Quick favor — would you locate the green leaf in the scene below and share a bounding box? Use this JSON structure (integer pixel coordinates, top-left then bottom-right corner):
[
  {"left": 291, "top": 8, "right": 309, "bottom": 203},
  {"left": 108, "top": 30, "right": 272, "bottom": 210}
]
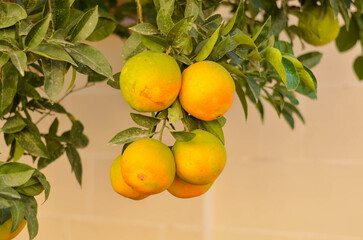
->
[
  {"left": 130, "top": 113, "right": 161, "bottom": 128},
  {"left": 156, "top": 8, "right": 174, "bottom": 35},
  {"left": 108, "top": 127, "right": 154, "bottom": 145},
  {"left": 0, "top": 186, "right": 21, "bottom": 199},
  {"left": 0, "top": 63, "right": 18, "bottom": 115},
  {"left": 0, "top": 198, "right": 10, "bottom": 209},
  {"left": 22, "top": 0, "right": 39, "bottom": 9},
  {"left": 65, "top": 145, "right": 82, "bottom": 185},
  {"left": 195, "top": 25, "right": 221, "bottom": 61},
  {"left": 140, "top": 35, "right": 167, "bottom": 52},
  {"left": 201, "top": 120, "right": 224, "bottom": 144},
  {"left": 0, "top": 52, "right": 9, "bottom": 68},
  {"left": 246, "top": 77, "right": 260, "bottom": 102},
  {"left": 265, "top": 47, "right": 287, "bottom": 85},
  {"left": 86, "top": 18, "right": 117, "bottom": 41},
  {"left": 16, "top": 177, "right": 44, "bottom": 196},
  {"left": 0, "top": 26, "right": 15, "bottom": 40},
  {"left": 168, "top": 100, "right": 183, "bottom": 124},
  {"left": 29, "top": 43, "right": 77, "bottom": 66},
  {"left": 354, "top": 55, "right": 363, "bottom": 80},
  {"left": 49, "top": 118, "right": 59, "bottom": 136},
  {"left": 9, "top": 51, "right": 27, "bottom": 76},
  {"left": 107, "top": 72, "right": 121, "bottom": 90},
  {"left": 329, "top": 0, "right": 340, "bottom": 17},
  {"left": 0, "top": 162, "right": 35, "bottom": 187},
  {"left": 232, "top": 34, "right": 256, "bottom": 49},
  {"left": 70, "top": 121, "right": 89, "bottom": 148},
  {"left": 222, "top": 0, "right": 244, "bottom": 35},
  {"left": 297, "top": 52, "right": 323, "bottom": 69},
  {"left": 253, "top": 16, "right": 271, "bottom": 46},
  {"left": 9, "top": 200, "right": 25, "bottom": 233},
  {"left": 166, "top": 17, "right": 193, "bottom": 47},
  {"left": 185, "top": 0, "right": 200, "bottom": 20},
  {"left": 17, "top": 78, "right": 41, "bottom": 99},
  {"left": 21, "top": 195, "right": 38, "bottom": 239},
  {"left": 283, "top": 55, "right": 315, "bottom": 91},
  {"left": 336, "top": 21, "right": 359, "bottom": 52},
  {"left": 42, "top": 59, "right": 67, "bottom": 101},
  {"left": 33, "top": 171, "right": 50, "bottom": 200},
  {"left": 67, "top": 43, "right": 113, "bottom": 79},
  {"left": 70, "top": 6, "right": 99, "bottom": 43},
  {"left": 121, "top": 33, "right": 146, "bottom": 64},
  {"left": 170, "top": 131, "right": 196, "bottom": 142},
  {"left": 1, "top": 116, "right": 26, "bottom": 134},
  {"left": 219, "top": 63, "right": 247, "bottom": 79},
  {"left": 14, "top": 129, "right": 50, "bottom": 159},
  {"left": 0, "top": 3, "right": 27, "bottom": 29},
  {"left": 210, "top": 35, "right": 231, "bottom": 61},
  {"left": 25, "top": 14, "right": 51, "bottom": 49},
  {"left": 129, "top": 23, "right": 159, "bottom": 35},
  {"left": 13, "top": 141, "right": 24, "bottom": 162},
  {"left": 49, "top": 0, "right": 71, "bottom": 30},
  {"left": 234, "top": 79, "right": 248, "bottom": 120},
  {"left": 281, "top": 57, "right": 300, "bottom": 91},
  {"left": 274, "top": 40, "right": 294, "bottom": 55}
]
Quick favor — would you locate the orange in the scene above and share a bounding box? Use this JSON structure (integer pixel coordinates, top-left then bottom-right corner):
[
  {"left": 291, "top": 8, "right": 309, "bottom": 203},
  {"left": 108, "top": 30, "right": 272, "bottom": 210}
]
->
[
  {"left": 0, "top": 217, "right": 26, "bottom": 240},
  {"left": 168, "top": 175, "right": 213, "bottom": 198},
  {"left": 298, "top": 6, "right": 340, "bottom": 46},
  {"left": 173, "top": 129, "right": 227, "bottom": 185},
  {"left": 119, "top": 51, "right": 182, "bottom": 112},
  {"left": 110, "top": 154, "right": 149, "bottom": 200},
  {"left": 179, "top": 61, "right": 235, "bottom": 121},
  {"left": 121, "top": 138, "right": 176, "bottom": 194}
]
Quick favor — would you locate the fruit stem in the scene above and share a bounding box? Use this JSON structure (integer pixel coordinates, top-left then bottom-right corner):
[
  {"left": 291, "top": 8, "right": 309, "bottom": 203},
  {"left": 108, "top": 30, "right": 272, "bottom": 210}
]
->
[
  {"left": 159, "top": 118, "right": 167, "bottom": 141},
  {"left": 135, "top": 0, "right": 144, "bottom": 23}
]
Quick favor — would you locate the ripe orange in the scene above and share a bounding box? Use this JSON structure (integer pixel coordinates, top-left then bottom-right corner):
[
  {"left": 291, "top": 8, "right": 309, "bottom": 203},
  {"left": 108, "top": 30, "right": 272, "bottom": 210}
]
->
[
  {"left": 179, "top": 61, "right": 235, "bottom": 121},
  {"left": 121, "top": 138, "right": 176, "bottom": 194},
  {"left": 119, "top": 51, "right": 182, "bottom": 112},
  {"left": 0, "top": 217, "right": 26, "bottom": 240},
  {"left": 168, "top": 175, "right": 213, "bottom": 198},
  {"left": 110, "top": 154, "right": 149, "bottom": 200},
  {"left": 298, "top": 6, "right": 340, "bottom": 46},
  {"left": 172, "top": 129, "right": 227, "bottom": 185}
]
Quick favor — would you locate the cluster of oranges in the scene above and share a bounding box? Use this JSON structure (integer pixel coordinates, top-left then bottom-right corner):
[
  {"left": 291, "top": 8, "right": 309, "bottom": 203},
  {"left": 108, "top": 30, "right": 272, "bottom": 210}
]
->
[{"left": 110, "top": 51, "right": 235, "bottom": 199}]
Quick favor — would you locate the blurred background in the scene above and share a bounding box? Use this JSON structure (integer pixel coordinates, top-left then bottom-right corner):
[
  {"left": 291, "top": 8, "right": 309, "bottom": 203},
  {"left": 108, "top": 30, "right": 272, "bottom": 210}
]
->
[{"left": 2, "top": 6, "right": 363, "bottom": 240}]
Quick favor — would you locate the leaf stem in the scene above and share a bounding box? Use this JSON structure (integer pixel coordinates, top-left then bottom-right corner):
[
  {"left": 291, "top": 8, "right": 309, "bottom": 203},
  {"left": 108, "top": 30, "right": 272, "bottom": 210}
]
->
[
  {"left": 135, "top": 0, "right": 144, "bottom": 23},
  {"left": 159, "top": 118, "right": 166, "bottom": 141}
]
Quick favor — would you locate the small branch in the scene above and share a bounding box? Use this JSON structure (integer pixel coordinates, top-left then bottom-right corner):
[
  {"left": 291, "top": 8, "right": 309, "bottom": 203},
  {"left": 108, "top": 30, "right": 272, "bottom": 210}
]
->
[
  {"left": 159, "top": 118, "right": 166, "bottom": 141},
  {"left": 135, "top": 0, "right": 144, "bottom": 23}
]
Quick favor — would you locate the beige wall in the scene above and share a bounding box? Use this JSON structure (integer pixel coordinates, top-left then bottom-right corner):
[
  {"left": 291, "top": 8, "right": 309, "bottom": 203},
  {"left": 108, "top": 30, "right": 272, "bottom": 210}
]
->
[{"left": 3, "top": 23, "right": 363, "bottom": 240}]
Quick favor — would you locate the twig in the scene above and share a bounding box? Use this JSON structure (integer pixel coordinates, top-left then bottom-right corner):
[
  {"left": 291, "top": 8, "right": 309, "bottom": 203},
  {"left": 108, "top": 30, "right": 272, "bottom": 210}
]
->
[
  {"left": 135, "top": 0, "right": 144, "bottom": 23},
  {"left": 159, "top": 118, "right": 166, "bottom": 141}
]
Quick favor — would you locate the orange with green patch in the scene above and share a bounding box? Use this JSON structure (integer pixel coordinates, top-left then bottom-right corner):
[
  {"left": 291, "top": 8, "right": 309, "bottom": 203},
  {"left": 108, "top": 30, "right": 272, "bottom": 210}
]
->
[
  {"left": 119, "top": 51, "right": 182, "bottom": 112},
  {"left": 179, "top": 61, "right": 235, "bottom": 121},
  {"left": 121, "top": 138, "right": 176, "bottom": 194},
  {"left": 173, "top": 129, "right": 227, "bottom": 185},
  {"left": 168, "top": 175, "right": 213, "bottom": 198},
  {"left": 110, "top": 154, "right": 149, "bottom": 200}
]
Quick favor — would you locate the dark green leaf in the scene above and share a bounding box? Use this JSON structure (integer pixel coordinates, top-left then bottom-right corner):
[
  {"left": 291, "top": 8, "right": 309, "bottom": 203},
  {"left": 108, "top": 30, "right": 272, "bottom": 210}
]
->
[
  {"left": 21, "top": 0, "right": 38, "bottom": 9},
  {"left": 0, "top": 185, "right": 21, "bottom": 199},
  {"left": 17, "top": 78, "right": 41, "bottom": 99},
  {"left": 70, "top": 6, "right": 99, "bottom": 43},
  {"left": 16, "top": 177, "right": 43, "bottom": 196},
  {"left": 253, "top": 16, "right": 271, "bottom": 46},
  {"left": 33, "top": 171, "right": 50, "bottom": 200},
  {"left": 166, "top": 17, "right": 193, "bottom": 47},
  {"left": 49, "top": 0, "right": 70, "bottom": 30},
  {"left": 201, "top": 120, "right": 224, "bottom": 144},
  {"left": 195, "top": 25, "right": 221, "bottom": 61},
  {"left": 222, "top": 0, "right": 243, "bottom": 35},
  {"left": 130, "top": 113, "right": 161, "bottom": 128},
  {"left": 1, "top": 116, "right": 26, "bottom": 134},
  {"left": 0, "top": 3, "right": 27, "bottom": 29},
  {"left": 22, "top": 195, "right": 38, "bottom": 239},
  {"left": 140, "top": 34, "right": 167, "bottom": 52},
  {"left": 354, "top": 55, "right": 363, "bottom": 80},
  {"left": 29, "top": 43, "right": 77, "bottom": 66},
  {"left": 87, "top": 18, "right": 117, "bottom": 41},
  {"left": 297, "top": 52, "right": 323, "bottom": 69},
  {"left": 25, "top": 14, "right": 51, "bottom": 49},
  {"left": 0, "top": 162, "right": 35, "bottom": 187},
  {"left": 14, "top": 129, "right": 50, "bottom": 159},
  {"left": 329, "top": 0, "right": 340, "bottom": 17},
  {"left": 336, "top": 21, "right": 359, "bottom": 52},
  {"left": 129, "top": 23, "right": 159, "bottom": 35},
  {"left": 65, "top": 145, "right": 82, "bottom": 185},
  {"left": 42, "top": 59, "right": 67, "bottom": 101},
  {"left": 234, "top": 79, "right": 248, "bottom": 120},
  {"left": 0, "top": 63, "right": 18, "bottom": 114},
  {"left": 70, "top": 121, "right": 89, "bottom": 148},
  {"left": 107, "top": 72, "right": 121, "bottom": 90},
  {"left": 185, "top": 0, "right": 200, "bottom": 20},
  {"left": 274, "top": 40, "right": 294, "bottom": 55},
  {"left": 210, "top": 35, "right": 231, "bottom": 61},
  {"left": 121, "top": 33, "right": 146, "bottom": 64},
  {"left": 246, "top": 77, "right": 260, "bottom": 102},
  {"left": 9, "top": 199, "right": 25, "bottom": 232},
  {"left": 170, "top": 131, "right": 196, "bottom": 142},
  {"left": 108, "top": 127, "right": 155, "bottom": 145},
  {"left": 0, "top": 52, "right": 9, "bottom": 68},
  {"left": 9, "top": 51, "right": 27, "bottom": 76},
  {"left": 67, "top": 43, "right": 113, "bottom": 79},
  {"left": 168, "top": 100, "right": 183, "bottom": 124},
  {"left": 282, "top": 57, "right": 300, "bottom": 91}
]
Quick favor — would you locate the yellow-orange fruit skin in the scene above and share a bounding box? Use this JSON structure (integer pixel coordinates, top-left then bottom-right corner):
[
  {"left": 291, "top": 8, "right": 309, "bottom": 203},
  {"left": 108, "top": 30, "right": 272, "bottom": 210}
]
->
[
  {"left": 110, "top": 155, "right": 149, "bottom": 200},
  {"left": 168, "top": 175, "right": 213, "bottom": 198},
  {"left": 179, "top": 61, "right": 235, "bottom": 121},
  {"left": 173, "top": 129, "right": 227, "bottom": 185},
  {"left": 119, "top": 51, "right": 182, "bottom": 112},
  {"left": 121, "top": 138, "right": 176, "bottom": 194},
  {"left": 0, "top": 218, "right": 26, "bottom": 240}
]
